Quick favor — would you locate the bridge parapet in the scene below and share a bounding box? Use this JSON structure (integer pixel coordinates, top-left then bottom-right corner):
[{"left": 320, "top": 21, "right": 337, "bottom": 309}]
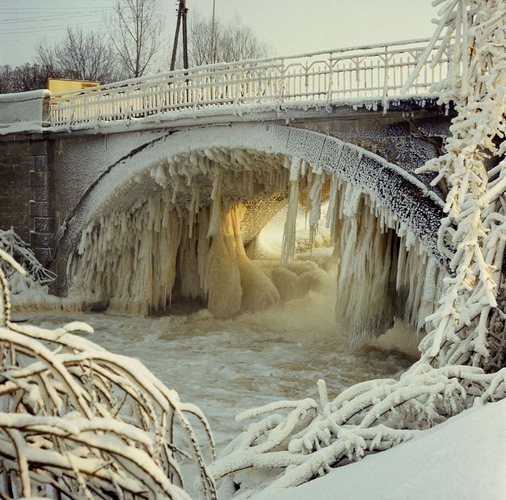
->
[
  {"left": 48, "top": 37, "right": 449, "bottom": 130},
  {"left": 0, "top": 90, "right": 50, "bottom": 135}
]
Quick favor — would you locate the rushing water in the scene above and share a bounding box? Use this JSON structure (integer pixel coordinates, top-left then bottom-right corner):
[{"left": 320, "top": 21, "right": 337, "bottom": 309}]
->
[
  {"left": 20, "top": 304, "right": 413, "bottom": 452},
  {"left": 11, "top": 210, "right": 416, "bottom": 452}
]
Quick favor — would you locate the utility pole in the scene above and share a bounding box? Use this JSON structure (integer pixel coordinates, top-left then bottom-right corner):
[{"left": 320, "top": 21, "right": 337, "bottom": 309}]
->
[
  {"left": 170, "top": 0, "right": 189, "bottom": 70},
  {"left": 210, "top": 0, "right": 216, "bottom": 64}
]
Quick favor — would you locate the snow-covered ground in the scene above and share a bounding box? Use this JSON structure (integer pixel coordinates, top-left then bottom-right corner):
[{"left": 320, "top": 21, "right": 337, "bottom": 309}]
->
[{"left": 263, "top": 398, "right": 506, "bottom": 500}]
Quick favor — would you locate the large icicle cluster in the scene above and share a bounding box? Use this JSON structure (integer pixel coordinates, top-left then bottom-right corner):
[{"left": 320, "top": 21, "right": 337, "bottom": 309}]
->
[
  {"left": 68, "top": 148, "right": 291, "bottom": 317},
  {"left": 68, "top": 148, "right": 441, "bottom": 344},
  {"left": 212, "top": 1, "right": 506, "bottom": 495},
  {"left": 330, "top": 180, "right": 443, "bottom": 345},
  {"left": 0, "top": 249, "right": 216, "bottom": 499}
]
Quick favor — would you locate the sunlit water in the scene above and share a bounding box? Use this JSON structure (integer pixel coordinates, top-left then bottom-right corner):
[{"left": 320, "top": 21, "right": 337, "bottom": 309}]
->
[
  {"left": 12, "top": 213, "right": 415, "bottom": 453},
  {"left": 19, "top": 305, "right": 413, "bottom": 452}
]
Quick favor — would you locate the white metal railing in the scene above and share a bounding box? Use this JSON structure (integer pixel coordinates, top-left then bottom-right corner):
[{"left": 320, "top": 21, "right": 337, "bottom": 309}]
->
[{"left": 48, "top": 37, "right": 450, "bottom": 128}]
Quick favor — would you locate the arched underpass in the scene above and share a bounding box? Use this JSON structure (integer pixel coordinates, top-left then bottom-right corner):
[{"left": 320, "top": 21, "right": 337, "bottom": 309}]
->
[{"left": 57, "top": 124, "right": 448, "bottom": 347}]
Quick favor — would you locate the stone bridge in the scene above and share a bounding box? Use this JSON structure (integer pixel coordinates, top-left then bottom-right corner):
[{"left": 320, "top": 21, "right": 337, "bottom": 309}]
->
[{"left": 0, "top": 37, "right": 454, "bottom": 304}]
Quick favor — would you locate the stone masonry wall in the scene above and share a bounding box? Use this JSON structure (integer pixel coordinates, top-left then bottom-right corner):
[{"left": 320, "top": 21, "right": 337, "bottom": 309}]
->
[
  {"left": 29, "top": 139, "right": 55, "bottom": 267},
  {"left": 0, "top": 137, "right": 33, "bottom": 242},
  {"left": 0, "top": 135, "right": 55, "bottom": 267}
]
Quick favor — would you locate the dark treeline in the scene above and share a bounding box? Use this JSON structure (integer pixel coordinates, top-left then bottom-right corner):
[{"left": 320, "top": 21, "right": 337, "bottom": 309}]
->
[
  {"left": 0, "top": 64, "right": 60, "bottom": 94},
  {"left": 1, "top": 26, "right": 122, "bottom": 94}
]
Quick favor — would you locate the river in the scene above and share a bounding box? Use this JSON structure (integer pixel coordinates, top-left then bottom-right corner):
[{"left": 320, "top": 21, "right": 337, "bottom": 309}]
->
[{"left": 20, "top": 304, "right": 413, "bottom": 452}]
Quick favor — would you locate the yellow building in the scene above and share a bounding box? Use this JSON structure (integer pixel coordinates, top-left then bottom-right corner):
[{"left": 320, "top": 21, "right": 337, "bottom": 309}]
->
[{"left": 48, "top": 78, "right": 100, "bottom": 94}]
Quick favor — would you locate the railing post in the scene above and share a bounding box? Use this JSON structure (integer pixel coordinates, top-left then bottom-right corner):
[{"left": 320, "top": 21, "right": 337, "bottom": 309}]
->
[
  {"left": 193, "top": 77, "right": 200, "bottom": 111},
  {"left": 382, "top": 45, "right": 390, "bottom": 111},
  {"left": 278, "top": 59, "right": 286, "bottom": 107},
  {"left": 304, "top": 62, "right": 309, "bottom": 100},
  {"left": 326, "top": 54, "right": 333, "bottom": 104}
]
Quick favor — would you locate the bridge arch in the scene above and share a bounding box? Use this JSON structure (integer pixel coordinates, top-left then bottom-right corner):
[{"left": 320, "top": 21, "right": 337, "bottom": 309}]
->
[
  {"left": 58, "top": 123, "right": 447, "bottom": 342},
  {"left": 58, "top": 123, "right": 445, "bottom": 266}
]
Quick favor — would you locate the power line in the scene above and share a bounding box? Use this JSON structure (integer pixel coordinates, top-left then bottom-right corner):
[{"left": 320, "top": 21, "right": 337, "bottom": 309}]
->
[
  {"left": 1, "top": 21, "right": 106, "bottom": 36},
  {"left": 0, "top": 12, "right": 111, "bottom": 24},
  {"left": 0, "top": 0, "right": 108, "bottom": 3},
  {"left": 0, "top": 6, "right": 114, "bottom": 11}
]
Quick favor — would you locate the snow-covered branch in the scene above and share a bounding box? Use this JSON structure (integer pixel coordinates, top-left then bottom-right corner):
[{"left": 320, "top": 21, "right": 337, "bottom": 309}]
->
[
  {"left": 0, "top": 245, "right": 216, "bottom": 498},
  {"left": 412, "top": 0, "right": 506, "bottom": 367},
  {"left": 213, "top": 365, "right": 505, "bottom": 493}
]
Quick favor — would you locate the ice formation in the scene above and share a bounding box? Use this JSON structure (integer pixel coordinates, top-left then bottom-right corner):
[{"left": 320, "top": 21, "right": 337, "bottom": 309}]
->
[
  {"left": 211, "top": 0, "right": 506, "bottom": 495},
  {"left": 67, "top": 145, "right": 444, "bottom": 345}
]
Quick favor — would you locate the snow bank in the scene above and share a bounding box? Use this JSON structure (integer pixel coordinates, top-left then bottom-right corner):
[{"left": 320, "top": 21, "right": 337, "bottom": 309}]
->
[{"left": 261, "top": 399, "right": 506, "bottom": 500}]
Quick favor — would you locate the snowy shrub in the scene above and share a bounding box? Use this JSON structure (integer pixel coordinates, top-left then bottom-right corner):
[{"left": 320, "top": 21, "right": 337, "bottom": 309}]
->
[
  {"left": 212, "top": 367, "right": 506, "bottom": 493},
  {"left": 212, "top": 0, "right": 506, "bottom": 494},
  {"left": 0, "top": 248, "right": 216, "bottom": 499},
  {"left": 0, "top": 229, "right": 55, "bottom": 292}
]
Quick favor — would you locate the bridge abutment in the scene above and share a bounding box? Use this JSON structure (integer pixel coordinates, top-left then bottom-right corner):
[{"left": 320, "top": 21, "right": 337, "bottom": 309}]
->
[{"left": 0, "top": 135, "right": 55, "bottom": 267}]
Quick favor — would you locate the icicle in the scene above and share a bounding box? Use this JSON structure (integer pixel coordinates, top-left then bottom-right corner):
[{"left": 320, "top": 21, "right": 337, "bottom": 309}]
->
[
  {"left": 308, "top": 172, "right": 324, "bottom": 251},
  {"left": 171, "top": 177, "right": 180, "bottom": 204},
  {"left": 188, "top": 184, "right": 200, "bottom": 239},
  {"left": 326, "top": 175, "right": 338, "bottom": 230},
  {"left": 207, "top": 169, "right": 223, "bottom": 239},
  {"left": 281, "top": 157, "right": 301, "bottom": 266}
]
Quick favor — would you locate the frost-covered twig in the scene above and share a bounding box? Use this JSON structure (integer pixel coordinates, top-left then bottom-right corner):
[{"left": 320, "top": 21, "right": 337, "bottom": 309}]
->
[
  {"left": 0, "top": 246, "right": 216, "bottom": 498},
  {"left": 0, "top": 229, "right": 55, "bottom": 288}
]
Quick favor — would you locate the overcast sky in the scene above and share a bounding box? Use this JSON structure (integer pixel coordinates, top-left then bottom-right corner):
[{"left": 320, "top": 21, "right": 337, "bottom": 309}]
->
[{"left": 0, "top": 0, "right": 439, "bottom": 67}]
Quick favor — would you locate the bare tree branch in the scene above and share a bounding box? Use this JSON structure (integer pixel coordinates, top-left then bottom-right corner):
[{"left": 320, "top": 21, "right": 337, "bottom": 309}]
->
[
  {"left": 35, "top": 28, "right": 119, "bottom": 83},
  {"left": 186, "top": 13, "right": 267, "bottom": 68},
  {"left": 110, "top": 0, "right": 161, "bottom": 78}
]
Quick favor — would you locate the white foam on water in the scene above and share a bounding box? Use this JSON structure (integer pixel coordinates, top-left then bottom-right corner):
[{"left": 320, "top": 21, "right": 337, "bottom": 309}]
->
[{"left": 20, "top": 304, "right": 413, "bottom": 453}]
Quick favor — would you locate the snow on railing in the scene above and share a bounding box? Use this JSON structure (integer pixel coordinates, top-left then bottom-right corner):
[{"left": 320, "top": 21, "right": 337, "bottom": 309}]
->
[{"left": 48, "top": 37, "right": 449, "bottom": 128}]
